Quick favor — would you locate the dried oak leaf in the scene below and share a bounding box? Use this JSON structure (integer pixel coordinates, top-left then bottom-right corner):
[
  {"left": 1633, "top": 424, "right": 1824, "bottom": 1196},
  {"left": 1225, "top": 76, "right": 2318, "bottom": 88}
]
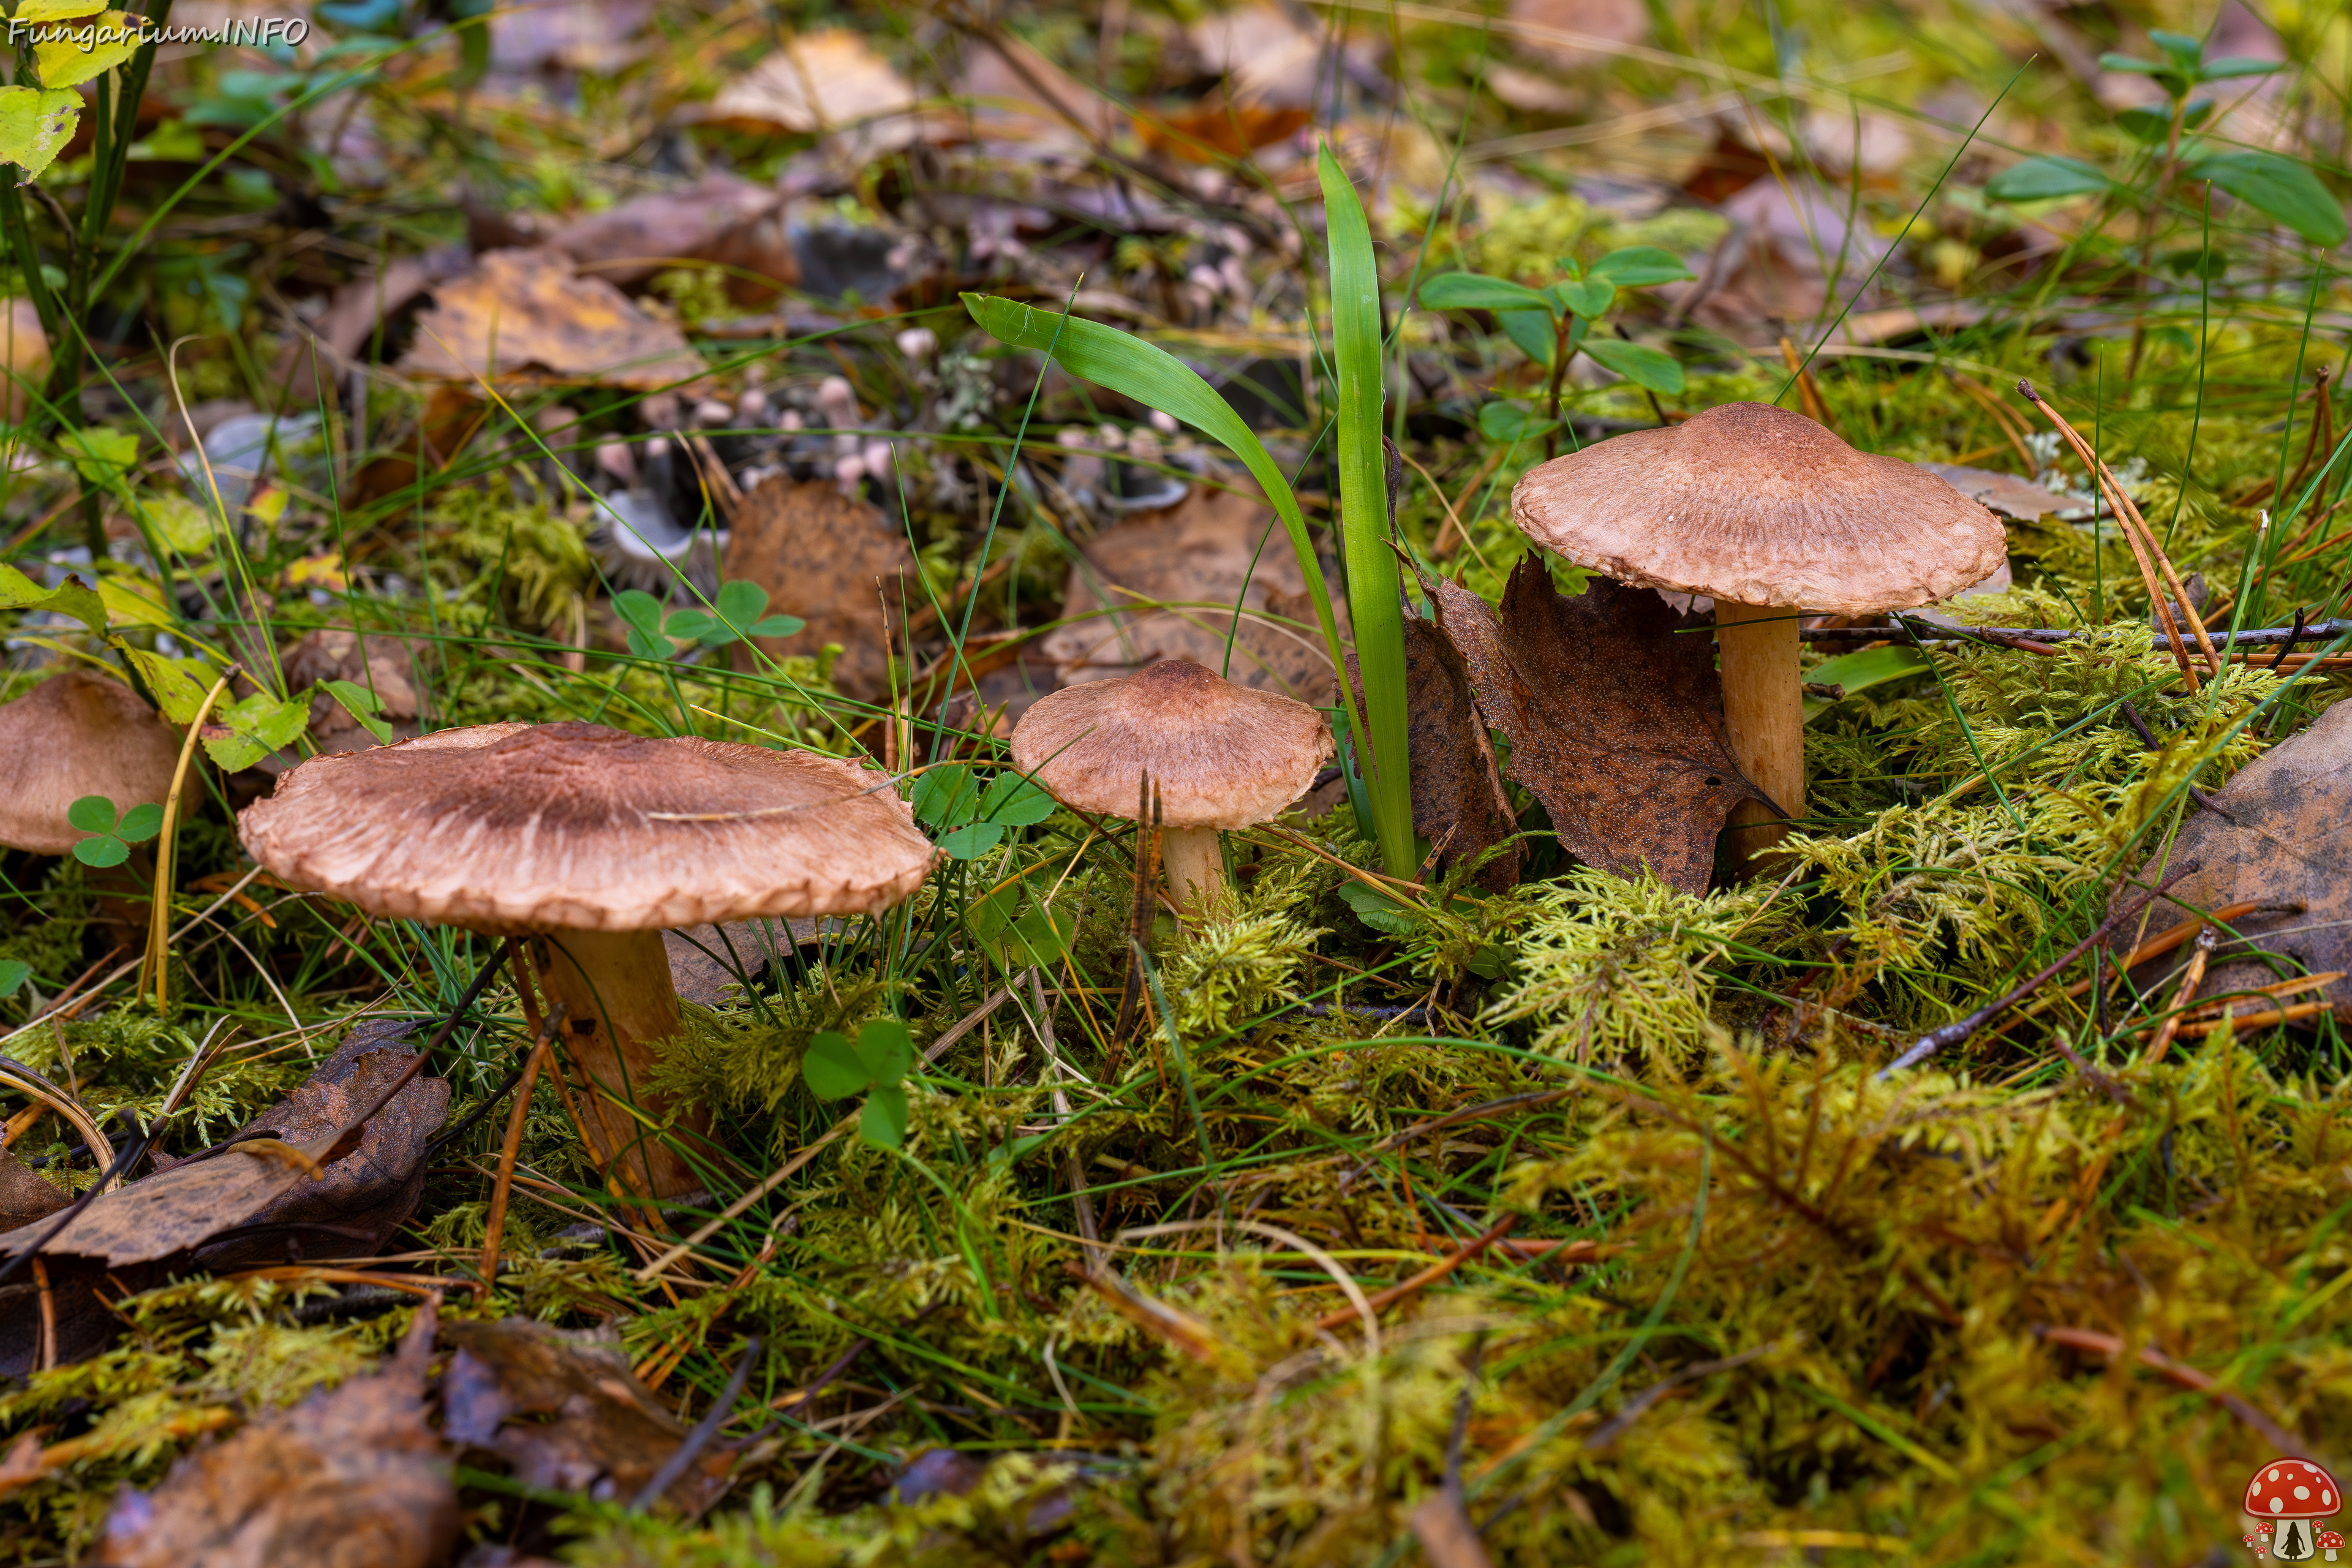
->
[
  {"left": 1429, "top": 559, "right": 1763, "bottom": 894},
  {"left": 399, "top": 249, "right": 706, "bottom": 391},
  {"left": 1040, "top": 481, "right": 1348, "bottom": 704},
  {"left": 93, "top": 1297, "right": 456, "bottom": 1568},
  {"left": 2, "top": 1020, "right": 447, "bottom": 1272},
  {"left": 722, "top": 475, "right": 917, "bottom": 703},
  {"left": 2114, "top": 698, "right": 2352, "bottom": 1024},
  {"left": 440, "top": 1317, "right": 733, "bottom": 1513},
  {"left": 1343, "top": 618, "right": 1520, "bottom": 891}
]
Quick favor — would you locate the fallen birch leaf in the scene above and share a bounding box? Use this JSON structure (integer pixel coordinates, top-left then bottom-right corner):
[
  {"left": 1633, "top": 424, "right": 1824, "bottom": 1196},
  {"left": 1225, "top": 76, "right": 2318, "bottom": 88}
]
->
[
  {"left": 2116, "top": 698, "right": 2352, "bottom": 1025},
  {"left": 440, "top": 1317, "right": 734, "bottom": 1512},
  {"left": 1040, "top": 480, "right": 1348, "bottom": 703},
  {"left": 722, "top": 475, "right": 918, "bottom": 703},
  {"left": 399, "top": 250, "right": 706, "bottom": 391},
  {"left": 1344, "top": 619, "right": 1520, "bottom": 891},
  {"left": 1428, "top": 560, "right": 1763, "bottom": 894},
  {"left": 92, "top": 1297, "right": 456, "bottom": 1568}
]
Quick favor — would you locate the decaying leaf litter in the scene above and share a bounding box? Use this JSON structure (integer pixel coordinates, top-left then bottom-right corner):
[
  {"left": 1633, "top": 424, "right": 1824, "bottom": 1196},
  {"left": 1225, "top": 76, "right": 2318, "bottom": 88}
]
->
[{"left": 0, "top": 0, "right": 2348, "bottom": 1562}]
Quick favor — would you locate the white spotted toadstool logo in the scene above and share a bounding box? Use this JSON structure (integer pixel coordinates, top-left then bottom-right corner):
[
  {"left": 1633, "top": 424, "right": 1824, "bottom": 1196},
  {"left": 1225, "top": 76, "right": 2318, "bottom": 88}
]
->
[{"left": 2242, "top": 1458, "right": 2342, "bottom": 1561}]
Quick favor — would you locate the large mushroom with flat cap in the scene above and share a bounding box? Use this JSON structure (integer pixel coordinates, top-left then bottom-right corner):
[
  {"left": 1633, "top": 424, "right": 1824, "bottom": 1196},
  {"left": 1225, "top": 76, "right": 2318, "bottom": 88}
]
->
[
  {"left": 1010, "top": 658, "right": 1332, "bottom": 916},
  {"left": 239, "top": 722, "right": 935, "bottom": 1197},
  {"left": 1512, "top": 401, "right": 2006, "bottom": 864}
]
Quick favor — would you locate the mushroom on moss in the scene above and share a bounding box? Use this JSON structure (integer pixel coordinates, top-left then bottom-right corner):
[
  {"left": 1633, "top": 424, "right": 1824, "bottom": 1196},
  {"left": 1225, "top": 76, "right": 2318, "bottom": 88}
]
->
[
  {"left": 1511, "top": 401, "right": 2007, "bottom": 866},
  {"left": 1009, "top": 658, "right": 1331, "bottom": 916},
  {"left": 239, "top": 722, "right": 936, "bottom": 1198}
]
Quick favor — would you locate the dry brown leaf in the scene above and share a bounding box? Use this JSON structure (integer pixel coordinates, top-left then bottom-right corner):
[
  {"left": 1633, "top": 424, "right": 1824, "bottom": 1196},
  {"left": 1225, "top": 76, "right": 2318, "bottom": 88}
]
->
[
  {"left": 1344, "top": 620, "right": 1520, "bottom": 891},
  {"left": 1915, "top": 461, "right": 2075, "bottom": 522},
  {"left": 398, "top": 249, "right": 706, "bottom": 392},
  {"left": 1510, "top": 0, "right": 1649, "bottom": 67},
  {"left": 957, "top": 30, "right": 1129, "bottom": 150},
  {"left": 665, "top": 919, "right": 816, "bottom": 1008},
  {"left": 2, "top": 1021, "right": 447, "bottom": 1273},
  {"left": 1040, "top": 480, "right": 1348, "bottom": 704},
  {"left": 548, "top": 173, "right": 795, "bottom": 296},
  {"left": 440, "top": 1317, "right": 733, "bottom": 1512},
  {"left": 2116, "top": 699, "right": 2352, "bottom": 1025},
  {"left": 0, "top": 1150, "right": 67, "bottom": 1234},
  {"left": 93, "top": 1297, "right": 456, "bottom": 1568},
  {"left": 268, "top": 630, "right": 423, "bottom": 772},
  {"left": 722, "top": 475, "right": 918, "bottom": 703},
  {"left": 1428, "top": 560, "right": 1763, "bottom": 894},
  {"left": 699, "top": 29, "right": 925, "bottom": 155}
]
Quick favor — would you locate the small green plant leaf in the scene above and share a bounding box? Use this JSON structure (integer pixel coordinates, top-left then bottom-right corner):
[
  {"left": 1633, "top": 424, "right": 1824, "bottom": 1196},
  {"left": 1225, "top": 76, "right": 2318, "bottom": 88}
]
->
[
  {"left": 612, "top": 589, "right": 665, "bottom": 632},
  {"left": 2097, "top": 51, "right": 2166, "bottom": 75},
  {"left": 853, "top": 1019, "right": 914, "bottom": 1087},
  {"left": 745, "top": 614, "right": 804, "bottom": 638},
  {"left": 0, "top": 86, "right": 80, "bottom": 178},
  {"left": 802, "top": 1031, "right": 872, "bottom": 1099},
  {"left": 1477, "top": 402, "right": 1558, "bottom": 442},
  {"left": 911, "top": 766, "right": 980, "bottom": 830},
  {"left": 1417, "top": 272, "right": 1553, "bottom": 312},
  {"left": 1587, "top": 246, "right": 1695, "bottom": 286},
  {"left": 2146, "top": 29, "right": 2203, "bottom": 62},
  {"left": 1337, "top": 880, "right": 1418, "bottom": 935},
  {"left": 61, "top": 428, "right": 138, "bottom": 493},
  {"left": 72, "top": 835, "right": 130, "bottom": 869},
  {"left": 1553, "top": 278, "right": 1616, "bottom": 319},
  {"left": 714, "top": 579, "right": 769, "bottom": 626},
  {"left": 965, "top": 881, "right": 1020, "bottom": 951},
  {"left": 1008, "top": 904, "right": 1077, "bottom": 967},
  {"left": 860, "top": 1085, "right": 909, "bottom": 1149},
  {"left": 120, "top": 648, "right": 216, "bottom": 725},
  {"left": 935, "top": 822, "right": 1006, "bottom": 859},
  {"left": 2192, "top": 150, "right": 2348, "bottom": 246},
  {"left": 0, "top": 959, "right": 28, "bottom": 1000},
  {"left": 978, "top": 771, "right": 1057, "bottom": 827},
  {"left": 1986, "top": 156, "right": 2111, "bottom": 202},
  {"left": 2200, "top": 56, "right": 2282, "bottom": 80},
  {"left": 200, "top": 690, "right": 311, "bottom": 772},
  {"left": 1497, "top": 309, "right": 1557, "bottom": 368},
  {"left": 67, "top": 795, "right": 119, "bottom": 834},
  {"left": 1581, "top": 336, "right": 1686, "bottom": 394},
  {"left": 115, "top": 803, "right": 165, "bottom": 843},
  {"left": 320, "top": 679, "right": 396, "bottom": 744},
  {"left": 34, "top": 11, "right": 143, "bottom": 89},
  {"left": 0, "top": 563, "right": 106, "bottom": 634}
]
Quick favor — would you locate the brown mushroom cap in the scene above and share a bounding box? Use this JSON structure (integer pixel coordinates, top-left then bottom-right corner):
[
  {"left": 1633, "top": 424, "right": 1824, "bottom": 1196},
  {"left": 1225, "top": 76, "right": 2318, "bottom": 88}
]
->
[
  {"left": 239, "top": 721, "right": 935, "bottom": 932},
  {"left": 1009, "top": 657, "right": 1333, "bottom": 829},
  {"left": 0, "top": 672, "right": 181, "bottom": 855},
  {"left": 1511, "top": 401, "right": 2008, "bottom": 616}
]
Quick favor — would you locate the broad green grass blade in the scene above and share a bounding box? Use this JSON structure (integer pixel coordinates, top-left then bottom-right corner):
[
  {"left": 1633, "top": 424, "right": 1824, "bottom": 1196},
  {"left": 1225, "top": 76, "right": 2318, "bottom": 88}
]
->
[
  {"left": 1802, "top": 645, "right": 1931, "bottom": 721},
  {"left": 961, "top": 290, "right": 1371, "bottom": 777},
  {"left": 1318, "top": 143, "right": 1415, "bottom": 878}
]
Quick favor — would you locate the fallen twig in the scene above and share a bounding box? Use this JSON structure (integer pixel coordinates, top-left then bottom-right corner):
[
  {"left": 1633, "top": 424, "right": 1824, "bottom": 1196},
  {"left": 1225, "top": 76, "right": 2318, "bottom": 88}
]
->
[
  {"left": 1316, "top": 1213, "right": 1520, "bottom": 1333},
  {"left": 2035, "top": 1325, "right": 2312, "bottom": 1458}
]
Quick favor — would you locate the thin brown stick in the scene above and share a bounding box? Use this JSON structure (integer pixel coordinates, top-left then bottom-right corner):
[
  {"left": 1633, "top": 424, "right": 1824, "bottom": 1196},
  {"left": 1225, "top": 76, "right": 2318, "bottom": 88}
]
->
[
  {"left": 1316, "top": 1213, "right": 1520, "bottom": 1333},
  {"left": 2035, "top": 1325, "right": 2312, "bottom": 1458},
  {"left": 2018, "top": 381, "right": 2222, "bottom": 684},
  {"left": 478, "top": 1000, "right": 568, "bottom": 1289},
  {"left": 1779, "top": 336, "right": 1835, "bottom": 430},
  {"left": 31, "top": 1259, "right": 53, "bottom": 1371},
  {"left": 2140, "top": 926, "right": 2214, "bottom": 1065}
]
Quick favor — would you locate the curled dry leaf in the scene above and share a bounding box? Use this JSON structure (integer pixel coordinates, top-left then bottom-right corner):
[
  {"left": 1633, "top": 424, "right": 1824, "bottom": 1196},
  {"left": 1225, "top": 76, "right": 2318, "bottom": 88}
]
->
[
  {"left": 440, "top": 1317, "right": 735, "bottom": 1513},
  {"left": 93, "top": 1297, "right": 457, "bottom": 1568},
  {"left": 2115, "top": 698, "right": 2352, "bottom": 1024},
  {"left": 547, "top": 173, "right": 796, "bottom": 296},
  {"left": 1343, "top": 620, "right": 1521, "bottom": 892},
  {"left": 722, "top": 475, "right": 918, "bottom": 703},
  {"left": 398, "top": 249, "right": 707, "bottom": 391},
  {"left": 1428, "top": 560, "right": 1763, "bottom": 894},
  {"left": 1041, "top": 481, "right": 1348, "bottom": 703}
]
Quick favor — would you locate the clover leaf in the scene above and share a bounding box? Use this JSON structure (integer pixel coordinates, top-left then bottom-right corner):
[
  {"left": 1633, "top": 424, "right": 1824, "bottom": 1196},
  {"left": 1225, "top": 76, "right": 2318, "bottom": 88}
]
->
[
  {"left": 802, "top": 1019, "right": 917, "bottom": 1148},
  {"left": 68, "top": 794, "right": 164, "bottom": 869}
]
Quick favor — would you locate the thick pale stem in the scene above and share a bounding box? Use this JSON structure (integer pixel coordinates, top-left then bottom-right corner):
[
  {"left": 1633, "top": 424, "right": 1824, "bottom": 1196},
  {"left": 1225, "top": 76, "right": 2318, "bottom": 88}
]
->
[
  {"left": 1160, "top": 826, "right": 1228, "bottom": 918},
  {"left": 1714, "top": 600, "right": 1803, "bottom": 875},
  {"left": 537, "top": 927, "right": 710, "bottom": 1199}
]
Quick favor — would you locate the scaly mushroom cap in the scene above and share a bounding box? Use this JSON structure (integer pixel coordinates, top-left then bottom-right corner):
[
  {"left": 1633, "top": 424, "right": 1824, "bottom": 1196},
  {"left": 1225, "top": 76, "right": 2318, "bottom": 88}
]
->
[
  {"left": 0, "top": 672, "right": 181, "bottom": 856},
  {"left": 1510, "top": 401, "right": 2008, "bottom": 615},
  {"left": 1009, "top": 658, "right": 1333, "bottom": 829},
  {"left": 239, "top": 722, "right": 935, "bottom": 932},
  {"left": 2245, "top": 1458, "right": 2342, "bottom": 1521}
]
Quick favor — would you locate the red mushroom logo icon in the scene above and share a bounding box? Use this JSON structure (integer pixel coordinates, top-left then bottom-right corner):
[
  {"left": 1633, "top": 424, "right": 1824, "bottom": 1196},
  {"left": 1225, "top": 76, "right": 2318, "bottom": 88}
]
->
[
  {"left": 2244, "top": 1458, "right": 2342, "bottom": 1562},
  {"left": 2318, "top": 1529, "right": 2344, "bottom": 1561}
]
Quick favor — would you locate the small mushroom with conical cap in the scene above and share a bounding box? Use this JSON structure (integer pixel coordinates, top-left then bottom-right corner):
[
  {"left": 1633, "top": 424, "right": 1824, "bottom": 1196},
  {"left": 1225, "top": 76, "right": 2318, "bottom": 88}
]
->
[
  {"left": 1009, "top": 658, "right": 1333, "bottom": 915},
  {"left": 239, "top": 721, "right": 937, "bottom": 1197},
  {"left": 1512, "top": 401, "right": 2007, "bottom": 865}
]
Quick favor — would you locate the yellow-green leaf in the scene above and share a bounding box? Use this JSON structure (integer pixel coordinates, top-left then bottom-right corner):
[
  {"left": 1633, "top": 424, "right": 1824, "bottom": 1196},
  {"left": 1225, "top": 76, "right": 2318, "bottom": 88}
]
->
[
  {"left": 16, "top": 0, "right": 110, "bottom": 22},
  {"left": 61, "top": 426, "right": 138, "bottom": 492},
  {"left": 138, "top": 491, "right": 217, "bottom": 554},
  {"left": 0, "top": 561, "right": 105, "bottom": 633},
  {"left": 34, "top": 12, "right": 140, "bottom": 91},
  {"left": 120, "top": 647, "right": 216, "bottom": 725},
  {"left": 202, "top": 690, "right": 308, "bottom": 772},
  {"left": 96, "top": 573, "right": 175, "bottom": 630},
  {"left": 0, "top": 85, "right": 80, "bottom": 178}
]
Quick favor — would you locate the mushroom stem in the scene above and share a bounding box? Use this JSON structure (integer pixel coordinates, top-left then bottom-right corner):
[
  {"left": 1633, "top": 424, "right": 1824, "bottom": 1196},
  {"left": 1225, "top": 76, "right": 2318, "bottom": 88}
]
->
[
  {"left": 1160, "top": 827, "right": 1228, "bottom": 917},
  {"left": 1714, "top": 600, "right": 1804, "bottom": 873},
  {"left": 536, "top": 929, "right": 710, "bottom": 1198}
]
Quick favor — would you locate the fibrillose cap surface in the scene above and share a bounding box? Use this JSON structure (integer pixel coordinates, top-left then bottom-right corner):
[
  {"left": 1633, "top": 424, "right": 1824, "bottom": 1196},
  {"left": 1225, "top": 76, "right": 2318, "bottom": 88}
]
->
[
  {"left": 239, "top": 722, "right": 936, "bottom": 932},
  {"left": 1010, "top": 658, "right": 1333, "bottom": 829},
  {"left": 0, "top": 672, "right": 181, "bottom": 856},
  {"left": 1510, "top": 401, "right": 2009, "bottom": 616}
]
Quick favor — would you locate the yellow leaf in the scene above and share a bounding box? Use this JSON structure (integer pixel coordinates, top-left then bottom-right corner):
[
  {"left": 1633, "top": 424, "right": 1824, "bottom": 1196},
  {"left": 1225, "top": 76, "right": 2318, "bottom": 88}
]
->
[
  {"left": 33, "top": 11, "right": 140, "bottom": 91},
  {"left": 95, "top": 573, "right": 174, "bottom": 630},
  {"left": 0, "top": 85, "right": 78, "bottom": 178},
  {"left": 137, "top": 492, "right": 217, "bottom": 555},
  {"left": 281, "top": 552, "right": 347, "bottom": 593},
  {"left": 14, "top": 0, "right": 108, "bottom": 21}
]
